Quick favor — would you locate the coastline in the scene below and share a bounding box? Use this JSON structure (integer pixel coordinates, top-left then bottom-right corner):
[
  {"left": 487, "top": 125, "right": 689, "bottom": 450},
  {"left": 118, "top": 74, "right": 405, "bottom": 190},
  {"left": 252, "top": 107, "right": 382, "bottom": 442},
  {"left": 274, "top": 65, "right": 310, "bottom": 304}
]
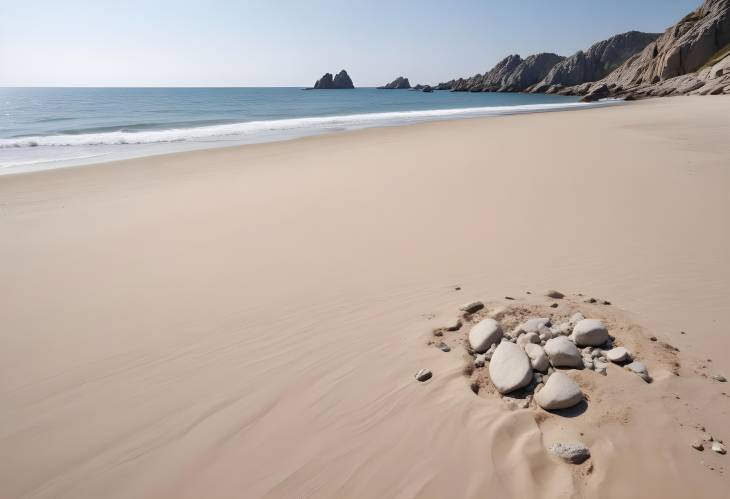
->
[
  {"left": 0, "top": 96, "right": 613, "bottom": 175},
  {"left": 1, "top": 95, "right": 729, "bottom": 498}
]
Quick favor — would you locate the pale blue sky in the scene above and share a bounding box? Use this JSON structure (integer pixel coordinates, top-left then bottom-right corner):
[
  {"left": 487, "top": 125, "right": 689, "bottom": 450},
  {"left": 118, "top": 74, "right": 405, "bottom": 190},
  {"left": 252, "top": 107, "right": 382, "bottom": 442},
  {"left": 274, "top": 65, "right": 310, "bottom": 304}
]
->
[{"left": 0, "top": 0, "right": 701, "bottom": 87}]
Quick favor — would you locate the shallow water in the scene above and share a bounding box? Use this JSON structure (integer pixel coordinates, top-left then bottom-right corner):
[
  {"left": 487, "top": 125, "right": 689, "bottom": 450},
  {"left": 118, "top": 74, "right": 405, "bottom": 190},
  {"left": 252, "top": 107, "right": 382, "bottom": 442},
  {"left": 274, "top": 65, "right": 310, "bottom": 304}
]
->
[{"left": 0, "top": 87, "right": 611, "bottom": 173}]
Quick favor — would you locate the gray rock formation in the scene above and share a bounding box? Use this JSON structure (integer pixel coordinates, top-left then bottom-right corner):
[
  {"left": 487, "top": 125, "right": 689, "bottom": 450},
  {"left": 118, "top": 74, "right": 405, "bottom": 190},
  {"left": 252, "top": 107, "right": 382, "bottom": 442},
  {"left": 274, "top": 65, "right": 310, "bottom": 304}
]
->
[
  {"left": 429, "top": 0, "right": 728, "bottom": 97},
  {"left": 438, "top": 53, "right": 564, "bottom": 92},
  {"left": 501, "top": 53, "right": 566, "bottom": 91},
  {"left": 529, "top": 31, "right": 660, "bottom": 92},
  {"left": 333, "top": 70, "right": 354, "bottom": 88},
  {"left": 570, "top": 0, "right": 730, "bottom": 98},
  {"left": 311, "top": 70, "right": 355, "bottom": 89},
  {"left": 580, "top": 83, "right": 611, "bottom": 102},
  {"left": 451, "top": 54, "right": 524, "bottom": 92},
  {"left": 377, "top": 76, "right": 411, "bottom": 89}
]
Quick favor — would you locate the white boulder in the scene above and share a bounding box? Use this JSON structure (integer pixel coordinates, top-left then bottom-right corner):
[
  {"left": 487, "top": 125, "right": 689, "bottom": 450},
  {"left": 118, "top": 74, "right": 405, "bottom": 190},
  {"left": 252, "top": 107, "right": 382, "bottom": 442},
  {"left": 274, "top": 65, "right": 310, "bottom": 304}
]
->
[
  {"left": 488, "top": 342, "right": 533, "bottom": 394},
  {"left": 524, "top": 343, "right": 550, "bottom": 372},
  {"left": 516, "top": 318, "right": 551, "bottom": 335},
  {"left": 569, "top": 312, "right": 585, "bottom": 326},
  {"left": 606, "top": 347, "right": 631, "bottom": 363},
  {"left": 517, "top": 332, "right": 540, "bottom": 348},
  {"left": 544, "top": 336, "right": 583, "bottom": 368},
  {"left": 572, "top": 319, "right": 609, "bottom": 347},
  {"left": 468, "top": 318, "right": 503, "bottom": 353},
  {"left": 535, "top": 371, "right": 584, "bottom": 410}
]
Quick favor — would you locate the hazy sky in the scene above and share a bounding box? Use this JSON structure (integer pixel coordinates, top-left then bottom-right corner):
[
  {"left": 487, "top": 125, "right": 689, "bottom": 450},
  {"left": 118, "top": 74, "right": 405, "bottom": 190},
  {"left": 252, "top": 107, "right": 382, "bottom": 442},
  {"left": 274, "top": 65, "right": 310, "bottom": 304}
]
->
[{"left": 1, "top": 0, "right": 701, "bottom": 87}]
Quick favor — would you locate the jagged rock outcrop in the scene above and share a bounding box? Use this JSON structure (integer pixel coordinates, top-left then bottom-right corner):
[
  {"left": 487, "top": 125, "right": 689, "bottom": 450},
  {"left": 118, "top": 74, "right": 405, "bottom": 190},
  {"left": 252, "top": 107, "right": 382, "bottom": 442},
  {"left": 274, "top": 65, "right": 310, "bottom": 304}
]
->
[
  {"left": 575, "top": 0, "right": 730, "bottom": 98},
  {"left": 528, "top": 31, "right": 660, "bottom": 93},
  {"left": 502, "top": 53, "right": 565, "bottom": 91},
  {"left": 310, "top": 70, "right": 355, "bottom": 89},
  {"left": 448, "top": 53, "right": 564, "bottom": 92},
  {"left": 377, "top": 76, "right": 411, "bottom": 89},
  {"left": 452, "top": 54, "right": 524, "bottom": 92}
]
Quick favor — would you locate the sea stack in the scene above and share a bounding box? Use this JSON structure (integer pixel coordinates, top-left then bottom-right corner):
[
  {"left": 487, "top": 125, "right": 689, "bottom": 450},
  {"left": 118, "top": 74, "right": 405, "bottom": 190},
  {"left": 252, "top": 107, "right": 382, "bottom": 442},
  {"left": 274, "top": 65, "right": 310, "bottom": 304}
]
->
[
  {"left": 377, "top": 77, "right": 411, "bottom": 89},
  {"left": 311, "top": 70, "right": 355, "bottom": 89}
]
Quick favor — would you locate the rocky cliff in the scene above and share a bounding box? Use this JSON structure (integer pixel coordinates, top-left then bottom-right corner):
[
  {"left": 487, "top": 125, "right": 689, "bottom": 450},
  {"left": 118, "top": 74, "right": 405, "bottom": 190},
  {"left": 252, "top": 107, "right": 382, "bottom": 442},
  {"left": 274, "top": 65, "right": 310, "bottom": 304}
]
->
[
  {"left": 528, "top": 31, "right": 660, "bottom": 93},
  {"left": 576, "top": 0, "right": 730, "bottom": 98},
  {"left": 449, "top": 53, "right": 564, "bottom": 92},
  {"left": 430, "top": 0, "right": 729, "bottom": 99},
  {"left": 502, "top": 53, "right": 566, "bottom": 91},
  {"left": 311, "top": 70, "right": 355, "bottom": 89},
  {"left": 377, "top": 77, "right": 411, "bottom": 89},
  {"left": 451, "top": 54, "right": 524, "bottom": 92}
]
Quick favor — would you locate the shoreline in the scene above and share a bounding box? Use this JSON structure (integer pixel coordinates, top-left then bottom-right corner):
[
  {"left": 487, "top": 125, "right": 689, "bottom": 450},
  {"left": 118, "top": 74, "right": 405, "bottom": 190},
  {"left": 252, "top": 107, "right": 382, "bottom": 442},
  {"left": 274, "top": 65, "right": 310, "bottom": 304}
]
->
[
  {"left": 1, "top": 95, "right": 729, "bottom": 498},
  {"left": 0, "top": 97, "right": 615, "bottom": 176}
]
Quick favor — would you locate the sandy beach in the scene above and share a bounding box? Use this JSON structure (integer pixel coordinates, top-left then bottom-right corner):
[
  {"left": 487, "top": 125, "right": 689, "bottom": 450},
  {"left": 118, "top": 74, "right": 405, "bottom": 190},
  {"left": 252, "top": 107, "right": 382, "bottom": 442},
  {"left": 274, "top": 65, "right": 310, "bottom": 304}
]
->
[{"left": 1, "top": 96, "right": 729, "bottom": 498}]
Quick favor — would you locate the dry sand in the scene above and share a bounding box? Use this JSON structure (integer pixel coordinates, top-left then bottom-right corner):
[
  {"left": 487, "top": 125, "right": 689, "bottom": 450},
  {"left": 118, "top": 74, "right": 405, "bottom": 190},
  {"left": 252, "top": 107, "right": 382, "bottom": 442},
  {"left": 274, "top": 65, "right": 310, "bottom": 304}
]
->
[{"left": 1, "top": 96, "right": 729, "bottom": 499}]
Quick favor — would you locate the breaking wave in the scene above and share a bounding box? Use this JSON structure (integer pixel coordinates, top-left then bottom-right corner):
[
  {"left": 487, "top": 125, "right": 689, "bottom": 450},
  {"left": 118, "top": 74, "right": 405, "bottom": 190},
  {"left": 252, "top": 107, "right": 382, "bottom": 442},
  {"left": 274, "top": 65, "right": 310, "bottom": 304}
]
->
[{"left": 0, "top": 101, "right": 620, "bottom": 150}]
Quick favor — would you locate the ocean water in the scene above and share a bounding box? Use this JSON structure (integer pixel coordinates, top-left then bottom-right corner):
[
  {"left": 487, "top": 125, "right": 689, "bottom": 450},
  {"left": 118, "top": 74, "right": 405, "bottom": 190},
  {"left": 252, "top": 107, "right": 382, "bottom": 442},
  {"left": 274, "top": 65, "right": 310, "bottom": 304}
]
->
[{"left": 0, "top": 87, "right": 617, "bottom": 174}]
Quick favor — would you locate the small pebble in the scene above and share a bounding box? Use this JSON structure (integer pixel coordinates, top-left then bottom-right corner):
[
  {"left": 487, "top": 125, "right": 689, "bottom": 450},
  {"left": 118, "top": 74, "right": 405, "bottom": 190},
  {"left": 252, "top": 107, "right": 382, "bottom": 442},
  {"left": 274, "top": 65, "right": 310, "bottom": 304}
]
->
[
  {"left": 712, "top": 442, "right": 727, "bottom": 455},
  {"left": 548, "top": 442, "right": 590, "bottom": 464},
  {"left": 692, "top": 440, "right": 704, "bottom": 451},
  {"left": 505, "top": 296, "right": 515, "bottom": 300},
  {"left": 460, "top": 301, "right": 484, "bottom": 314},
  {"left": 445, "top": 318, "right": 463, "bottom": 332},
  {"left": 415, "top": 369, "right": 432, "bottom": 382},
  {"left": 550, "top": 303, "right": 559, "bottom": 308},
  {"left": 439, "top": 343, "right": 451, "bottom": 352},
  {"left": 713, "top": 374, "right": 727, "bottom": 382},
  {"left": 545, "top": 290, "right": 565, "bottom": 299},
  {"left": 474, "top": 354, "right": 486, "bottom": 368},
  {"left": 602, "top": 300, "right": 611, "bottom": 305},
  {"left": 650, "top": 336, "right": 657, "bottom": 342}
]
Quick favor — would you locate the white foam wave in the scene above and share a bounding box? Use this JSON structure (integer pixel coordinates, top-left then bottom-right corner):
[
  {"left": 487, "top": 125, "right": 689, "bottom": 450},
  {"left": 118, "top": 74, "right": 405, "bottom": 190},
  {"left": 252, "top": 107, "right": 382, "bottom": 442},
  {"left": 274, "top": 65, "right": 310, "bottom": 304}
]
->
[{"left": 0, "top": 101, "right": 619, "bottom": 149}]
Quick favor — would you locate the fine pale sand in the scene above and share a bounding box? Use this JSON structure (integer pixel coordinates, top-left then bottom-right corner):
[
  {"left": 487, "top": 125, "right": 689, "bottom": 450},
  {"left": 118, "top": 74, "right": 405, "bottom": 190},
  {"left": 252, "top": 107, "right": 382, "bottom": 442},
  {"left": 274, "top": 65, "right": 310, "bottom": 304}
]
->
[{"left": 1, "top": 96, "right": 729, "bottom": 499}]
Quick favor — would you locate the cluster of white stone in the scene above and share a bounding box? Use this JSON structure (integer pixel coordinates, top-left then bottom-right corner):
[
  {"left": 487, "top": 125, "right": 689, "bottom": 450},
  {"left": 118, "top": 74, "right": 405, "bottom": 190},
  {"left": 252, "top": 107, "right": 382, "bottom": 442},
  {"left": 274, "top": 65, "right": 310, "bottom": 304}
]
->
[{"left": 467, "top": 310, "right": 650, "bottom": 410}]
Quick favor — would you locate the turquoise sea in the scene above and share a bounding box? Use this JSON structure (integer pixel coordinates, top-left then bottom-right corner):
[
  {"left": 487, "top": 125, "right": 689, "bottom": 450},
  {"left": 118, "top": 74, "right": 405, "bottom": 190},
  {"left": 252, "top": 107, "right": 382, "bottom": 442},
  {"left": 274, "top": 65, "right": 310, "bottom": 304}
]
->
[{"left": 0, "top": 87, "right": 616, "bottom": 174}]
